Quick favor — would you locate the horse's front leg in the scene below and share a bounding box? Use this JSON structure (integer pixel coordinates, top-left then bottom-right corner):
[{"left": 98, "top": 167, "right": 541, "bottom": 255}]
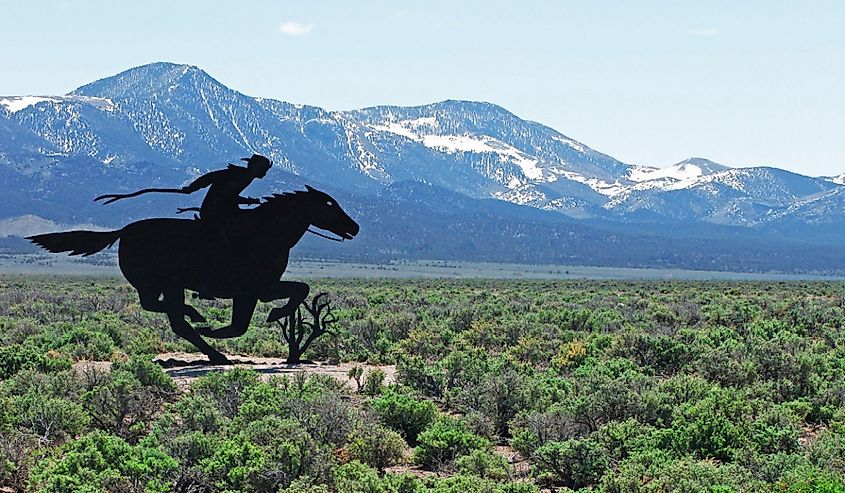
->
[
  {"left": 161, "top": 288, "right": 230, "bottom": 364},
  {"left": 196, "top": 296, "right": 258, "bottom": 339},
  {"left": 136, "top": 287, "right": 206, "bottom": 323},
  {"left": 261, "top": 281, "right": 310, "bottom": 323}
]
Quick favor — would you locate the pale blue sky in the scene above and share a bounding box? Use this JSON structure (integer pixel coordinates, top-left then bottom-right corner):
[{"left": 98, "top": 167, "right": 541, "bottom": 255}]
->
[{"left": 2, "top": 0, "right": 843, "bottom": 176}]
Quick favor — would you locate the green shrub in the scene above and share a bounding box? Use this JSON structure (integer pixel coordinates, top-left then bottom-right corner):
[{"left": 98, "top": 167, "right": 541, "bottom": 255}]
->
[
  {"left": 347, "top": 424, "right": 406, "bottom": 471},
  {"left": 455, "top": 449, "right": 512, "bottom": 481},
  {"left": 429, "top": 474, "right": 527, "bottom": 493},
  {"left": 191, "top": 368, "right": 260, "bottom": 418},
  {"left": 601, "top": 450, "right": 762, "bottom": 493},
  {"left": 29, "top": 431, "right": 177, "bottom": 493},
  {"left": 663, "top": 387, "right": 753, "bottom": 462},
  {"left": 241, "top": 415, "right": 324, "bottom": 488},
  {"left": 371, "top": 388, "right": 439, "bottom": 443},
  {"left": 236, "top": 380, "right": 288, "bottom": 423},
  {"left": 363, "top": 368, "right": 386, "bottom": 396},
  {"left": 0, "top": 430, "right": 39, "bottom": 491},
  {"left": 533, "top": 438, "right": 609, "bottom": 489},
  {"left": 751, "top": 405, "right": 802, "bottom": 455},
  {"left": 114, "top": 356, "right": 177, "bottom": 393},
  {"left": 777, "top": 468, "right": 845, "bottom": 493},
  {"left": 429, "top": 474, "right": 495, "bottom": 493},
  {"left": 171, "top": 393, "right": 228, "bottom": 433},
  {"left": 397, "top": 355, "right": 445, "bottom": 398},
  {"left": 496, "top": 483, "right": 540, "bottom": 493},
  {"left": 332, "top": 461, "right": 384, "bottom": 493},
  {"left": 0, "top": 344, "right": 71, "bottom": 379},
  {"left": 201, "top": 438, "right": 267, "bottom": 492},
  {"left": 17, "top": 394, "right": 89, "bottom": 442},
  {"left": 448, "top": 366, "right": 532, "bottom": 437},
  {"left": 594, "top": 418, "right": 660, "bottom": 464},
  {"left": 413, "top": 417, "right": 490, "bottom": 470},
  {"left": 281, "top": 476, "right": 331, "bottom": 493},
  {"left": 509, "top": 405, "right": 578, "bottom": 458},
  {"left": 382, "top": 473, "right": 428, "bottom": 493},
  {"left": 82, "top": 364, "right": 174, "bottom": 441},
  {"left": 809, "top": 429, "right": 845, "bottom": 475},
  {"left": 57, "top": 325, "right": 117, "bottom": 360},
  {"left": 348, "top": 366, "right": 364, "bottom": 392}
]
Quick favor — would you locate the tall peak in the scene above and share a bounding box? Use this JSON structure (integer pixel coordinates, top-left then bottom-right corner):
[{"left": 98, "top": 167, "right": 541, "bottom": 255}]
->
[{"left": 71, "top": 62, "right": 227, "bottom": 99}]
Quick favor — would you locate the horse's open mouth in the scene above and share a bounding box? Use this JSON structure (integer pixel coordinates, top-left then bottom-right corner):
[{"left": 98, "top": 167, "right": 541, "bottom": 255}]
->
[{"left": 307, "top": 227, "right": 357, "bottom": 242}]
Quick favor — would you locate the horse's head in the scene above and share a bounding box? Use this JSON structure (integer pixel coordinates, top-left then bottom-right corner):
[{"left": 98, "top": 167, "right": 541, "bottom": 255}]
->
[{"left": 302, "top": 185, "right": 359, "bottom": 240}]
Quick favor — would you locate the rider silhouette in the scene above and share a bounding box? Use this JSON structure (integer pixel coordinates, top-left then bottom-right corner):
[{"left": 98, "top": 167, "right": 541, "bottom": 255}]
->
[
  {"left": 95, "top": 154, "right": 272, "bottom": 223},
  {"left": 177, "top": 154, "right": 272, "bottom": 222},
  {"left": 94, "top": 154, "right": 273, "bottom": 301},
  {"left": 183, "top": 154, "right": 272, "bottom": 299}
]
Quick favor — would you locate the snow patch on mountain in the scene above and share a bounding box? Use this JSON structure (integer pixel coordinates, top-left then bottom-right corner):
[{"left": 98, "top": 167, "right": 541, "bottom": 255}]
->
[
  {"left": 550, "top": 135, "right": 587, "bottom": 153},
  {"left": 0, "top": 95, "right": 115, "bottom": 114},
  {"left": 369, "top": 118, "right": 543, "bottom": 182},
  {"left": 765, "top": 188, "right": 845, "bottom": 224},
  {"left": 827, "top": 173, "right": 845, "bottom": 185},
  {"left": 492, "top": 185, "right": 546, "bottom": 206},
  {"left": 629, "top": 158, "right": 729, "bottom": 183},
  {"left": 664, "top": 169, "right": 747, "bottom": 192},
  {"left": 631, "top": 163, "right": 706, "bottom": 182},
  {"left": 371, "top": 121, "right": 417, "bottom": 140},
  {"left": 557, "top": 170, "right": 626, "bottom": 197},
  {"left": 0, "top": 96, "right": 63, "bottom": 113},
  {"left": 423, "top": 135, "right": 543, "bottom": 181}
]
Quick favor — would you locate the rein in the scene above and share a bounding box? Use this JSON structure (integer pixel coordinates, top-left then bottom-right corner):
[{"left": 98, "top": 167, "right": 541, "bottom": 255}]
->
[{"left": 306, "top": 228, "right": 344, "bottom": 242}]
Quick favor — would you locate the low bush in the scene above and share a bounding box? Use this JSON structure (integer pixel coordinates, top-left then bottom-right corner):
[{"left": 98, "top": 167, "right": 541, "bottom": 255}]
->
[
  {"left": 413, "top": 417, "right": 490, "bottom": 470},
  {"left": 371, "top": 388, "right": 439, "bottom": 443},
  {"left": 347, "top": 424, "right": 406, "bottom": 471}
]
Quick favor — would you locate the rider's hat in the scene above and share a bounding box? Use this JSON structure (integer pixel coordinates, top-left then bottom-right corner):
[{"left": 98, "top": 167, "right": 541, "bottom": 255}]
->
[{"left": 242, "top": 154, "right": 272, "bottom": 171}]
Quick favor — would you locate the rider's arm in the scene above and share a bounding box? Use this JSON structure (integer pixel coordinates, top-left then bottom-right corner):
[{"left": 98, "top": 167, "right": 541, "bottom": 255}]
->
[{"left": 181, "top": 170, "right": 220, "bottom": 193}]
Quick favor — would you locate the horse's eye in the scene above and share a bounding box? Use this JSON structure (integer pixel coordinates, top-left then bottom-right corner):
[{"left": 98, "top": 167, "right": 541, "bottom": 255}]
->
[{"left": 326, "top": 201, "right": 334, "bottom": 206}]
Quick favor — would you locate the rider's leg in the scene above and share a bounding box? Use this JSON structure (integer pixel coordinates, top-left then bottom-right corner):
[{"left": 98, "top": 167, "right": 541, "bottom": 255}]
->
[
  {"left": 260, "top": 281, "right": 310, "bottom": 323},
  {"left": 194, "top": 211, "right": 234, "bottom": 300}
]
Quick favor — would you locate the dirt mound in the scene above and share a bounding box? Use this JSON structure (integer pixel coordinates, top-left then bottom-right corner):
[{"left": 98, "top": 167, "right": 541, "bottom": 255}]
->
[
  {"left": 72, "top": 353, "right": 396, "bottom": 391},
  {"left": 153, "top": 352, "right": 396, "bottom": 389}
]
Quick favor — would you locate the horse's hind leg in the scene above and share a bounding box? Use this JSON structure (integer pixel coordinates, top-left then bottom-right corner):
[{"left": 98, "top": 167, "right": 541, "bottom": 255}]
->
[
  {"left": 162, "top": 288, "right": 230, "bottom": 365},
  {"left": 138, "top": 286, "right": 206, "bottom": 323},
  {"left": 261, "top": 281, "right": 310, "bottom": 323}
]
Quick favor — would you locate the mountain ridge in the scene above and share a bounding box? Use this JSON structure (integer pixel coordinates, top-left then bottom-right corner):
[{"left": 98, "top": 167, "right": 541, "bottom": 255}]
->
[{"left": 1, "top": 62, "right": 843, "bottom": 273}]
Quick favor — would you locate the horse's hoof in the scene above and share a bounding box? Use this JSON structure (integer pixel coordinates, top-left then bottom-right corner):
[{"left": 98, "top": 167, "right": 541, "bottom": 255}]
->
[{"left": 208, "top": 354, "right": 232, "bottom": 365}]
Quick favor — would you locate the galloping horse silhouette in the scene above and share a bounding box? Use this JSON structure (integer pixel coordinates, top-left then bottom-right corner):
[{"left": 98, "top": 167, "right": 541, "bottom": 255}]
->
[{"left": 28, "top": 186, "right": 359, "bottom": 364}]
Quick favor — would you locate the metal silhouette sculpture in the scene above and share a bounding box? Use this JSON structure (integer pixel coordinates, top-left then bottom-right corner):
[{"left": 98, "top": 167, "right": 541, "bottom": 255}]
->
[
  {"left": 28, "top": 155, "right": 359, "bottom": 364},
  {"left": 278, "top": 292, "right": 337, "bottom": 364},
  {"left": 94, "top": 154, "right": 272, "bottom": 221}
]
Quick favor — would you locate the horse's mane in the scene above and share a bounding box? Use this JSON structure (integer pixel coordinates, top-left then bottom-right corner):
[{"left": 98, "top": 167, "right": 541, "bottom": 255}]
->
[{"left": 254, "top": 190, "right": 310, "bottom": 214}]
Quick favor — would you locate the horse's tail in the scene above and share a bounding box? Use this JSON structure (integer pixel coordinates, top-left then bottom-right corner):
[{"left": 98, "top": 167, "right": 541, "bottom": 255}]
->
[{"left": 27, "top": 229, "right": 122, "bottom": 257}]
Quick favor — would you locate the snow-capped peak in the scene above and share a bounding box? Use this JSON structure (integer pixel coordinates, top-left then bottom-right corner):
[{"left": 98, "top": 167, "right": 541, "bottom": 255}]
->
[
  {"left": 826, "top": 173, "right": 845, "bottom": 185},
  {"left": 628, "top": 157, "right": 729, "bottom": 183}
]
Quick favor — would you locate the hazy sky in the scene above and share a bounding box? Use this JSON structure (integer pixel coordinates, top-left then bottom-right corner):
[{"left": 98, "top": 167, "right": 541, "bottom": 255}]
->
[{"left": 2, "top": 0, "right": 843, "bottom": 176}]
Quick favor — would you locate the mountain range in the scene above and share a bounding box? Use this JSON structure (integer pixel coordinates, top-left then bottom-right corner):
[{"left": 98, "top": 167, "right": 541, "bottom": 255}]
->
[{"left": 1, "top": 62, "right": 843, "bottom": 273}]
